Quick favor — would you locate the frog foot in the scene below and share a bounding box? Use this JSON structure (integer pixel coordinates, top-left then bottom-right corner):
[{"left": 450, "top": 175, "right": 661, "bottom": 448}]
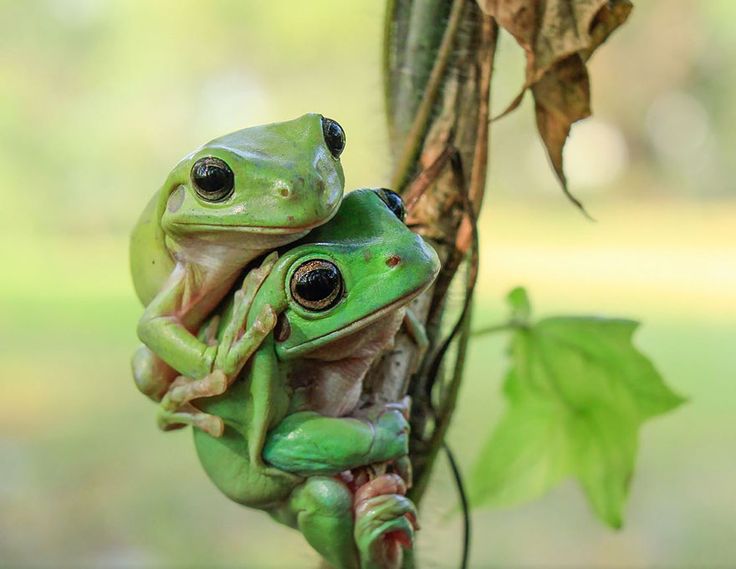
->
[
  {"left": 214, "top": 252, "right": 279, "bottom": 378},
  {"left": 349, "top": 454, "right": 413, "bottom": 494},
  {"left": 402, "top": 309, "right": 429, "bottom": 374},
  {"left": 215, "top": 303, "right": 277, "bottom": 379},
  {"left": 156, "top": 371, "right": 228, "bottom": 436},
  {"left": 355, "top": 396, "right": 411, "bottom": 424},
  {"left": 353, "top": 474, "right": 419, "bottom": 569},
  {"left": 392, "top": 455, "right": 413, "bottom": 490},
  {"left": 384, "top": 396, "right": 411, "bottom": 421}
]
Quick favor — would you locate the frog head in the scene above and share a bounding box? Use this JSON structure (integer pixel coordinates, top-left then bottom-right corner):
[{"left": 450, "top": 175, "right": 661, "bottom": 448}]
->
[
  {"left": 249, "top": 188, "right": 440, "bottom": 360},
  {"left": 160, "top": 113, "right": 345, "bottom": 245}
]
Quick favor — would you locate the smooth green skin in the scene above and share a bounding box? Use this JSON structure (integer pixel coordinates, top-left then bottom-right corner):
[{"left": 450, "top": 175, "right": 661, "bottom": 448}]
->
[
  {"left": 193, "top": 189, "right": 440, "bottom": 568},
  {"left": 129, "top": 114, "right": 345, "bottom": 410}
]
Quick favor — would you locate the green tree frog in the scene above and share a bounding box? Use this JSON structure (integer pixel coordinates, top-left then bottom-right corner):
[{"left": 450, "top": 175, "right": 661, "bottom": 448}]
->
[
  {"left": 129, "top": 114, "right": 346, "bottom": 434},
  {"left": 188, "top": 189, "right": 440, "bottom": 568}
]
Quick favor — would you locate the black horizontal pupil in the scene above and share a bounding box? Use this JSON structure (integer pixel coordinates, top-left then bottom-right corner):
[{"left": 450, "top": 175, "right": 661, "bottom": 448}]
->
[
  {"left": 296, "top": 267, "right": 339, "bottom": 302},
  {"left": 197, "top": 166, "right": 225, "bottom": 191},
  {"left": 192, "top": 158, "right": 233, "bottom": 196}
]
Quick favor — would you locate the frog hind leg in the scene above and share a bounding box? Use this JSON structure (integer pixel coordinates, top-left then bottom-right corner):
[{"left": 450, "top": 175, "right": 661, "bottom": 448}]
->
[
  {"left": 282, "top": 475, "right": 418, "bottom": 569},
  {"left": 133, "top": 345, "right": 228, "bottom": 436},
  {"left": 283, "top": 477, "right": 360, "bottom": 569},
  {"left": 131, "top": 344, "right": 177, "bottom": 401}
]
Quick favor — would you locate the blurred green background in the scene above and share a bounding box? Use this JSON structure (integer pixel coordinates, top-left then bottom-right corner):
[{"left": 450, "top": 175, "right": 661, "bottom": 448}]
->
[{"left": 1, "top": 1, "right": 734, "bottom": 567}]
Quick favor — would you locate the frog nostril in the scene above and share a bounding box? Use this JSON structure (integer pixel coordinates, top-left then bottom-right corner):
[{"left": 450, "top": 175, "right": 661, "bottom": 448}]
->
[
  {"left": 277, "top": 185, "right": 291, "bottom": 198},
  {"left": 386, "top": 255, "right": 401, "bottom": 267}
]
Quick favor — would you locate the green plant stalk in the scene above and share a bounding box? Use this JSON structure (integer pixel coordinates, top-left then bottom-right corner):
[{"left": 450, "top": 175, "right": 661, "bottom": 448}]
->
[
  {"left": 390, "top": 0, "right": 467, "bottom": 191},
  {"left": 378, "top": 2, "right": 499, "bottom": 566},
  {"left": 410, "top": 303, "right": 474, "bottom": 504},
  {"left": 384, "top": 0, "right": 451, "bottom": 155}
]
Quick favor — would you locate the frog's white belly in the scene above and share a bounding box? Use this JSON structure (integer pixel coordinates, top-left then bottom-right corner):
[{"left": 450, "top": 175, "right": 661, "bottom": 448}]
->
[{"left": 290, "top": 309, "right": 406, "bottom": 417}]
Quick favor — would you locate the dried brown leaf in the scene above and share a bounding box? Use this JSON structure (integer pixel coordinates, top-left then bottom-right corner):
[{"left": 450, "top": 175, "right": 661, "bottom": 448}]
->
[
  {"left": 478, "top": 0, "right": 632, "bottom": 211},
  {"left": 583, "top": 0, "right": 634, "bottom": 60},
  {"left": 532, "top": 55, "right": 591, "bottom": 214}
]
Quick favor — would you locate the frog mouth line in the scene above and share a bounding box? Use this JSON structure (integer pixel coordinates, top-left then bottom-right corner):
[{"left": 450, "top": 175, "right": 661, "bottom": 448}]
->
[
  {"left": 280, "top": 280, "right": 434, "bottom": 357},
  {"left": 171, "top": 197, "right": 342, "bottom": 235},
  {"left": 175, "top": 219, "right": 326, "bottom": 234}
]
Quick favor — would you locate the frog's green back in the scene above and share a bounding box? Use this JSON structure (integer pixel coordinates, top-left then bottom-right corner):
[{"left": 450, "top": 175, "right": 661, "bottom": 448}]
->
[{"left": 129, "top": 189, "right": 175, "bottom": 305}]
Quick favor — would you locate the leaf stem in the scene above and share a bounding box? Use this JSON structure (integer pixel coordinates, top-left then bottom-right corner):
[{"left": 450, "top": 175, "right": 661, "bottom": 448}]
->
[{"left": 471, "top": 320, "right": 524, "bottom": 337}]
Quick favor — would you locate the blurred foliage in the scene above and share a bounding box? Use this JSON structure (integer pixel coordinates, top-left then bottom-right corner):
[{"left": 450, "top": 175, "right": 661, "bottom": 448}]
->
[
  {"left": 0, "top": 0, "right": 734, "bottom": 567},
  {"left": 471, "top": 287, "right": 684, "bottom": 528}
]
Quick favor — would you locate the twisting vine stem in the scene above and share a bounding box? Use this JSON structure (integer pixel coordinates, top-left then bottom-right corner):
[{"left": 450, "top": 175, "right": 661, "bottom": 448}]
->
[{"left": 366, "top": 2, "right": 499, "bottom": 567}]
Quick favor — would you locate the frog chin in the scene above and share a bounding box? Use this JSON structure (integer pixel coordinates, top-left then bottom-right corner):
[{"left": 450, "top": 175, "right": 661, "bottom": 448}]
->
[
  {"left": 279, "top": 281, "right": 432, "bottom": 359},
  {"left": 168, "top": 228, "right": 309, "bottom": 270}
]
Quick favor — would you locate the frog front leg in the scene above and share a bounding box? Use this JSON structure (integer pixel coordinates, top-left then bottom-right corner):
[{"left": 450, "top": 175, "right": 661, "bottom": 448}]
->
[
  {"left": 133, "top": 311, "right": 222, "bottom": 405},
  {"left": 135, "top": 263, "right": 217, "bottom": 384},
  {"left": 262, "top": 407, "right": 410, "bottom": 476},
  {"left": 141, "top": 254, "right": 279, "bottom": 434}
]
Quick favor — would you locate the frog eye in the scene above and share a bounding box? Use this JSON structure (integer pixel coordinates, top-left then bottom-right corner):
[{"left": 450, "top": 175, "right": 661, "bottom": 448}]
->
[
  {"left": 376, "top": 188, "right": 406, "bottom": 222},
  {"left": 191, "top": 157, "right": 234, "bottom": 202},
  {"left": 290, "top": 259, "right": 344, "bottom": 312},
  {"left": 321, "top": 117, "right": 346, "bottom": 159}
]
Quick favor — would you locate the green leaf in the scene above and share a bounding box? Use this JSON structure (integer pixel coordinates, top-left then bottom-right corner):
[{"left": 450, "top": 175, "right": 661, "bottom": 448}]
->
[
  {"left": 506, "top": 286, "right": 531, "bottom": 322},
  {"left": 469, "top": 384, "right": 571, "bottom": 508},
  {"left": 471, "top": 308, "right": 685, "bottom": 528}
]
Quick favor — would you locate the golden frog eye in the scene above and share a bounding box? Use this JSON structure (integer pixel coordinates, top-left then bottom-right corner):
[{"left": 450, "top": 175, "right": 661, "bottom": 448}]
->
[
  {"left": 191, "top": 156, "right": 234, "bottom": 202},
  {"left": 290, "top": 259, "right": 344, "bottom": 312}
]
